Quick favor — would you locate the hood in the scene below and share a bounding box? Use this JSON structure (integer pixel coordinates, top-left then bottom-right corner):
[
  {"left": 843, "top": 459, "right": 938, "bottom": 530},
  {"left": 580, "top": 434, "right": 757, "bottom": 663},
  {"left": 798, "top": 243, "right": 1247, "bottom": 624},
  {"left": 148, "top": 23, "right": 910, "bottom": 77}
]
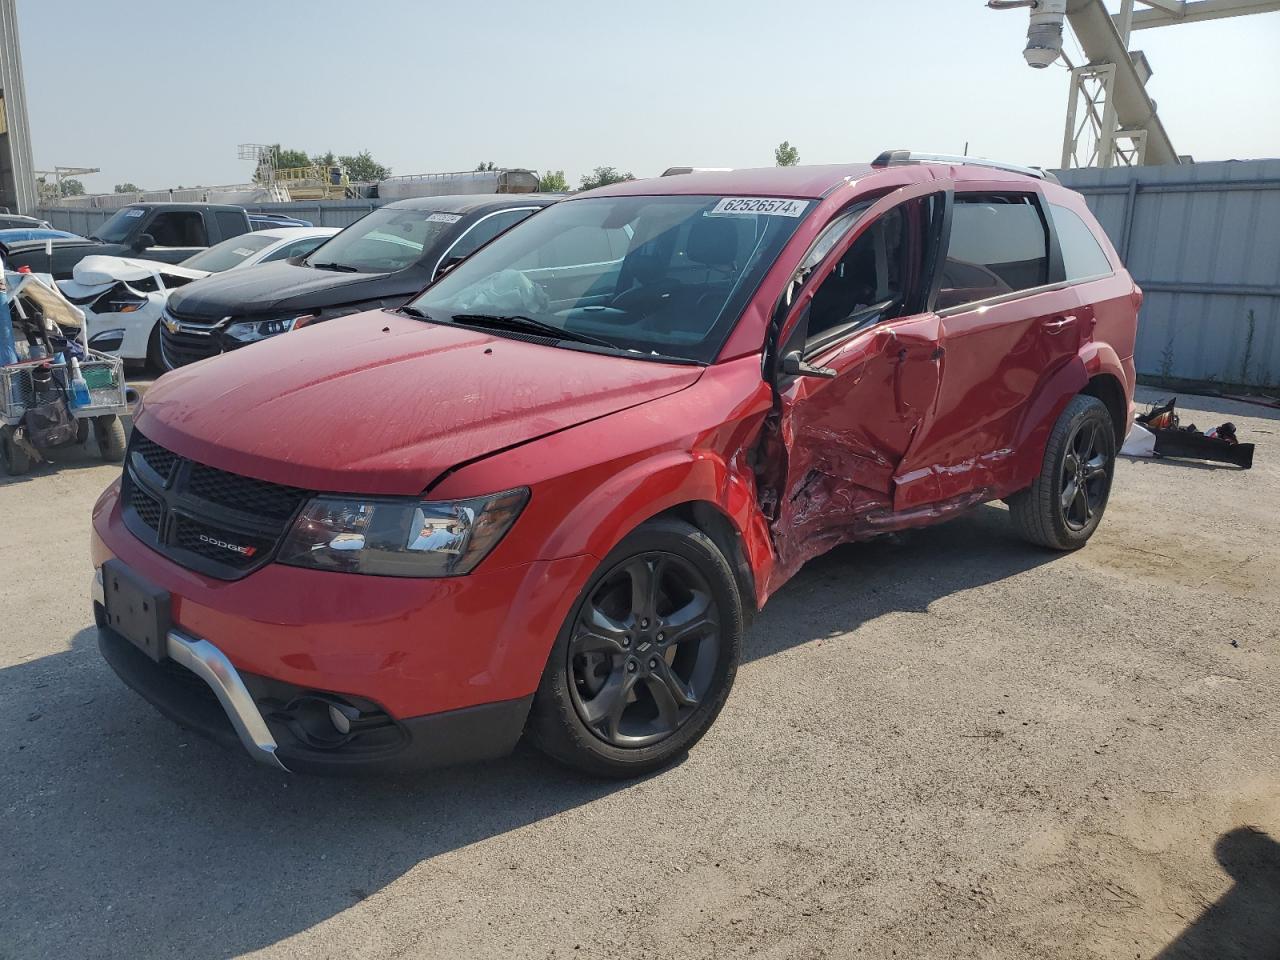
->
[
  {"left": 136, "top": 311, "right": 703, "bottom": 495},
  {"left": 59, "top": 255, "right": 209, "bottom": 298},
  {"left": 166, "top": 261, "right": 397, "bottom": 318}
]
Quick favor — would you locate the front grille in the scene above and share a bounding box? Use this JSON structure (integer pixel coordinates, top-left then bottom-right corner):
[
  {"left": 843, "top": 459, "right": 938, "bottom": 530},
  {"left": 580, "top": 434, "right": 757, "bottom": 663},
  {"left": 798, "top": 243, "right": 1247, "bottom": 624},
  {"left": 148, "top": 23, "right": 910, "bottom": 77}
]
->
[
  {"left": 133, "top": 433, "right": 178, "bottom": 481},
  {"left": 131, "top": 486, "right": 164, "bottom": 532},
  {"left": 121, "top": 429, "right": 311, "bottom": 580},
  {"left": 159, "top": 308, "right": 225, "bottom": 368},
  {"left": 187, "top": 462, "right": 306, "bottom": 521},
  {"left": 173, "top": 514, "right": 276, "bottom": 570}
]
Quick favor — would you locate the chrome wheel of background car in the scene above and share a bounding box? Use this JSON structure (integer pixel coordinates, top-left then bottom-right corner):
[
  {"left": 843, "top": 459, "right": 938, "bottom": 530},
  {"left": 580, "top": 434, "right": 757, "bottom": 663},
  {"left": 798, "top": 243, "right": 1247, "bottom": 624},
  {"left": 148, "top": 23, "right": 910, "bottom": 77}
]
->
[
  {"left": 1060, "top": 420, "right": 1110, "bottom": 531},
  {"left": 568, "top": 551, "right": 721, "bottom": 748}
]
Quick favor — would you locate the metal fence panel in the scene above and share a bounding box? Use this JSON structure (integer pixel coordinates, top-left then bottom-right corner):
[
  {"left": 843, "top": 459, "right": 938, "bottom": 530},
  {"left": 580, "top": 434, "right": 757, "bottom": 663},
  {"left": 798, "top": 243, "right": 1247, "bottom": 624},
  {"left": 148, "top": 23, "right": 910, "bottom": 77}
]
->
[{"left": 1057, "top": 159, "right": 1280, "bottom": 390}]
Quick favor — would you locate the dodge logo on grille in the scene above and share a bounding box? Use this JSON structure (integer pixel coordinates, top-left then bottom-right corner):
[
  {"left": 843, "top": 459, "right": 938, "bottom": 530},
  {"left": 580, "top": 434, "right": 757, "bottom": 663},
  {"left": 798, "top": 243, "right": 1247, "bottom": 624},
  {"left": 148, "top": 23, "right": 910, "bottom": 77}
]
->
[{"left": 198, "top": 534, "right": 257, "bottom": 557}]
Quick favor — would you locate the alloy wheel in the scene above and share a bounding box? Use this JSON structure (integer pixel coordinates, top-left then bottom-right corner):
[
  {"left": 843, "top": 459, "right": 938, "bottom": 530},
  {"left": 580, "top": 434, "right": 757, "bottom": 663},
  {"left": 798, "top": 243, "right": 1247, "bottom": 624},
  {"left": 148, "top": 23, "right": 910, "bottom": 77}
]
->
[
  {"left": 568, "top": 551, "right": 722, "bottom": 748},
  {"left": 1060, "top": 420, "right": 1110, "bottom": 531}
]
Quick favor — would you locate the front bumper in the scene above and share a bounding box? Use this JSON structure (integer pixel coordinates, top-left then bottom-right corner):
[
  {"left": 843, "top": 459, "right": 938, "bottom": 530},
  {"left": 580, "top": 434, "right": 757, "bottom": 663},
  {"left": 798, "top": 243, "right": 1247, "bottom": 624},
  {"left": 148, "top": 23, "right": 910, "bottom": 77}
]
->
[
  {"left": 91, "top": 480, "right": 595, "bottom": 772},
  {"left": 97, "top": 624, "right": 534, "bottom": 774}
]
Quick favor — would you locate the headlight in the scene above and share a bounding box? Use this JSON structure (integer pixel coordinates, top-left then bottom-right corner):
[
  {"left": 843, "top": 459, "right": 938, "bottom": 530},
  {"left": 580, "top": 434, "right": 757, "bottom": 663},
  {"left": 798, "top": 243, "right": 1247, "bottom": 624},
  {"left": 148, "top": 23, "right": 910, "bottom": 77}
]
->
[
  {"left": 225, "top": 314, "right": 316, "bottom": 344},
  {"left": 277, "top": 487, "right": 529, "bottom": 577}
]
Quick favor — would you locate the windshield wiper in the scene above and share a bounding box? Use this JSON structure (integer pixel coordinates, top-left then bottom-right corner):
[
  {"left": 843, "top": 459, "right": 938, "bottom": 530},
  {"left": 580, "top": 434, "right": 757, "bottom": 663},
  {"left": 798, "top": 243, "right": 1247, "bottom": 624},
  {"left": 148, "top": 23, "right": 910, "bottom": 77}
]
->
[
  {"left": 310, "top": 261, "right": 359, "bottom": 273},
  {"left": 397, "top": 304, "right": 431, "bottom": 320},
  {"left": 450, "top": 313, "right": 616, "bottom": 349}
]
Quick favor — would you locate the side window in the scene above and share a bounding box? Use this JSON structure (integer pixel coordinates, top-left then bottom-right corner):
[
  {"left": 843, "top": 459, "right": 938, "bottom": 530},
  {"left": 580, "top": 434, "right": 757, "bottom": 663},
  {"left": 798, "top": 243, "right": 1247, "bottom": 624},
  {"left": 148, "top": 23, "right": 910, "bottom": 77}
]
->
[
  {"left": 260, "top": 237, "right": 327, "bottom": 263},
  {"left": 446, "top": 209, "right": 535, "bottom": 263},
  {"left": 1050, "top": 203, "right": 1113, "bottom": 281},
  {"left": 805, "top": 204, "right": 911, "bottom": 348},
  {"left": 147, "top": 212, "right": 207, "bottom": 247},
  {"left": 937, "top": 194, "right": 1048, "bottom": 310},
  {"left": 214, "top": 210, "right": 248, "bottom": 242}
]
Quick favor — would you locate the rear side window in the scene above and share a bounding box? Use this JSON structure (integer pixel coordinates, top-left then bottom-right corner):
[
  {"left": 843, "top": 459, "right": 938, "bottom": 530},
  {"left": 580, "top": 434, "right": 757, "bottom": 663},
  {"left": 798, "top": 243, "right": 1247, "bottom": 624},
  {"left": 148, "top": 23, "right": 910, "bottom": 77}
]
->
[
  {"left": 148, "top": 211, "right": 207, "bottom": 247},
  {"left": 215, "top": 210, "right": 248, "bottom": 242},
  {"left": 938, "top": 194, "right": 1048, "bottom": 310},
  {"left": 260, "top": 236, "right": 329, "bottom": 263},
  {"left": 445, "top": 209, "right": 535, "bottom": 263},
  {"left": 1050, "top": 203, "right": 1113, "bottom": 281}
]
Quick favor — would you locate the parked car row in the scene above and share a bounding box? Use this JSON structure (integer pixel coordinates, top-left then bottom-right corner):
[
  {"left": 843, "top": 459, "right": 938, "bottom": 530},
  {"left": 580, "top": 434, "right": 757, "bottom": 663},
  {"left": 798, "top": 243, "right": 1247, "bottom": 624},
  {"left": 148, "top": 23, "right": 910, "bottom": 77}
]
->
[
  {"left": 59, "top": 227, "right": 338, "bottom": 366},
  {"left": 85, "top": 155, "right": 1140, "bottom": 779}
]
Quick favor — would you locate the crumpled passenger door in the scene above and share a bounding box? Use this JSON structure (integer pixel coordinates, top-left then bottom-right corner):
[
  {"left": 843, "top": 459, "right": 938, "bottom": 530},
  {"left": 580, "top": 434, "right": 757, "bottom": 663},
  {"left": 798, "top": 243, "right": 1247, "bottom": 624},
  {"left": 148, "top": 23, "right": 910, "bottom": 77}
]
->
[{"left": 761, "top": 180, "right": 953, "bottom": 586}]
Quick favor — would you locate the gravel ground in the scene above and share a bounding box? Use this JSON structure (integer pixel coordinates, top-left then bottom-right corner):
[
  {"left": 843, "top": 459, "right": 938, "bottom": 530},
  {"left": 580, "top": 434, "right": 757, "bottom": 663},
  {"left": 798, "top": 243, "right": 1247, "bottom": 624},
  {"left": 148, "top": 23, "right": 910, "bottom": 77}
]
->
[{"left": 1, "top": 386, "right": 1277, "bottom": 960}]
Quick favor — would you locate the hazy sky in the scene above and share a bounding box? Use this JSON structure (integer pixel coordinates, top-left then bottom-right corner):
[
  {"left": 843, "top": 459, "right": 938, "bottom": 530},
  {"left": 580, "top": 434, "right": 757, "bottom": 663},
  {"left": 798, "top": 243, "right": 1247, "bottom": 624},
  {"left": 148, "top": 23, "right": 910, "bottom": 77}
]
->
[{"left": 14, "top": 0, "right": 1280, "bottom": 193}]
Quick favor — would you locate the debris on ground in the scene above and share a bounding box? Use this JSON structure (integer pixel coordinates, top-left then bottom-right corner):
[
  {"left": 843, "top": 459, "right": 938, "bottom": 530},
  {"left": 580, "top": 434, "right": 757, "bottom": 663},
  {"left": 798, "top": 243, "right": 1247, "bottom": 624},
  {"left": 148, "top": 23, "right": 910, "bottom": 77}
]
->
[{"left": 1131, "top": 397, "right": 1255, "bottom": 468}]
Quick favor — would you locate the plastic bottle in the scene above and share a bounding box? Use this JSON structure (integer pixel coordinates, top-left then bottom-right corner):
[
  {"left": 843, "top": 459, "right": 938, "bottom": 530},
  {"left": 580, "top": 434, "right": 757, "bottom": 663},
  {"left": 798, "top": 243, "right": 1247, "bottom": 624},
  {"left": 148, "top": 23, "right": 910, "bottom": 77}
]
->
[{"left": 68, "top": 356, "right": 92, "bottom": 408}]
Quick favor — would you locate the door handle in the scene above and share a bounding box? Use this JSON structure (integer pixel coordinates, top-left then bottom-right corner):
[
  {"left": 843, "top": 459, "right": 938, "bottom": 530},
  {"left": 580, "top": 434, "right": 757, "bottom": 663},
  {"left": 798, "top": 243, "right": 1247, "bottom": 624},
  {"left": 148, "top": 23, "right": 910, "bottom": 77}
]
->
[{"left": 1042, "top": 315, "right": 1077, "bottom": 333}]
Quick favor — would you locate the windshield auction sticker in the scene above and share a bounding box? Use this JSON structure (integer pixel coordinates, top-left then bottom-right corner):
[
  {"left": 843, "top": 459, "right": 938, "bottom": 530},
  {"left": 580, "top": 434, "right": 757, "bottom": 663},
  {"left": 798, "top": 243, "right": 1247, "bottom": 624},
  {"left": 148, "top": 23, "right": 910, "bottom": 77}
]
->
[
  {"left": 426, "top": 213, "right": 463, "bottom": 224},
  {"left": 708, "top": 197, "right": 806, "bottom": 217}
]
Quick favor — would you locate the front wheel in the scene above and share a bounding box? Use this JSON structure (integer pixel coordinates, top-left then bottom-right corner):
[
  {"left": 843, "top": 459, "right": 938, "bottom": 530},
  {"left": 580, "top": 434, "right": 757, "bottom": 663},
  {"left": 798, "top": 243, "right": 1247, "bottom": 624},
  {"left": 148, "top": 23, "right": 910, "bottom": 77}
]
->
[
  {"left": 527, "top": 517, "right": 744, "bottom": 778},
  {"left": 1009, "top": 394, "right": 1116, "bottom": 550}
]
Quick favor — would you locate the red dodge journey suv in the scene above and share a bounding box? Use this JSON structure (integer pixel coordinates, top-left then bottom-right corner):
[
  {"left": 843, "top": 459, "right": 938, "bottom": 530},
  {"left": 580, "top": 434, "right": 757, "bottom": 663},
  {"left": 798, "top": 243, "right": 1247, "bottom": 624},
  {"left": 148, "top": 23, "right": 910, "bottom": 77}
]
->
[{"left": 92, "top": 153, "right": 1139, "bottom": 777}]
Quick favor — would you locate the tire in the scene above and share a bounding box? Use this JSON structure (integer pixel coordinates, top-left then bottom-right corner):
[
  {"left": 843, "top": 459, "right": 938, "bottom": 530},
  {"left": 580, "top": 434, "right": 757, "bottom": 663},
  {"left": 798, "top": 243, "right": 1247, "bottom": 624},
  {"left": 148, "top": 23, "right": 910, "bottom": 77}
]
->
[
  {"left": 1, "top": 425, "right": 32, "bottom": 476},
  {"left": 146, "top": 322, "right": 164, "bottom": 372},
  {"left": 527, "top": 517, "right": 744, "bottom": 778},
  {"left": 93, "top": 415, "right": 127, "bottom": 463},
  {"left": 1009, "top": 394, "right": 1116, "bottom": 550}
]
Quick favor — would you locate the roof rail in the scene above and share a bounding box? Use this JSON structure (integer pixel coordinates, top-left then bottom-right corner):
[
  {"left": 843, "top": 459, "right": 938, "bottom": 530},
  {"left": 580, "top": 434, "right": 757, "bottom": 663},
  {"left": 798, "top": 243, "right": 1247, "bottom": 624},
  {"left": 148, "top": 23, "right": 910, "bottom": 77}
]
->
[{"left": 871, "top": 150, "right": 1060, "bottom": 184}]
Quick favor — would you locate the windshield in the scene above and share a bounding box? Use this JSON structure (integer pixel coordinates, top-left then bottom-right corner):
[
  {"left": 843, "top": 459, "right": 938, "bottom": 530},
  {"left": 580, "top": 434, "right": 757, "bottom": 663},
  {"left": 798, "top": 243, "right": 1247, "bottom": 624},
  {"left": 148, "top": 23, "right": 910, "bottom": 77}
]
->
[
  {"left": 303, "top": 207, "right": 459, "bottom": 273},
  {"left": 181, "top": 233, "right": 277, "bottom": 272},
  {"left": 410, "top": 195, "right": 812, "bottom": 363},
  {"left": 91, "top": 208, "right": 146, "bottom": 243}
]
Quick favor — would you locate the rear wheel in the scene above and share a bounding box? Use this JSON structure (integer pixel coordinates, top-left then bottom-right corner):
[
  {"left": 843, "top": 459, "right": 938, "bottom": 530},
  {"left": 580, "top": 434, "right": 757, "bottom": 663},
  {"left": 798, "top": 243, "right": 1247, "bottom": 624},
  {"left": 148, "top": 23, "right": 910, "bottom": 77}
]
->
[
  {"left": 1, "top": 425, "right": 32, "bottom": 475},
  {"left": 1009, "top": 394, "right": 1116, "bottom": 550},
  {"left": 93, "top": 415, "right": 127, "bottom": 463},
  {"left": 528, "top": 517, "right": 743, "bottom": 778}
]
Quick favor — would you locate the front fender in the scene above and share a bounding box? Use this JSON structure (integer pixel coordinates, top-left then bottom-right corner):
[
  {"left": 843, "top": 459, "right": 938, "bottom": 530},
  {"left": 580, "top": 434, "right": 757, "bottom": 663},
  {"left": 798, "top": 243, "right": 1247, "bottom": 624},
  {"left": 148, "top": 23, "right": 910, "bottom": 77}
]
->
[{"left": 537, "top": 447, "right": 775, "bottom": 608}]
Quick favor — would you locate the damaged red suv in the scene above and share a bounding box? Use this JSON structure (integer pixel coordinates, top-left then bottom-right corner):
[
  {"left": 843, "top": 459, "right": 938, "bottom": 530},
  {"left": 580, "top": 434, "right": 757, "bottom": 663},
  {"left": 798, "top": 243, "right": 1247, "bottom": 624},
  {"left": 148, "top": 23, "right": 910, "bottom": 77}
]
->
[{"left": 92, "top": 153, "right": 1138, "bottom": 777}]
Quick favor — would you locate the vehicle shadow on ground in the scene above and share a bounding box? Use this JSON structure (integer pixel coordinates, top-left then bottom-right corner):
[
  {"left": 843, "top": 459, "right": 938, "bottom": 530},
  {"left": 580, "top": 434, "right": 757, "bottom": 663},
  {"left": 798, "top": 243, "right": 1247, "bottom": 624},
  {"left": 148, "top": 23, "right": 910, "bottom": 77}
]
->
[
  {"left": 1154, "top": 827, "right": 1280, "bottom": 960},
  {"left": 0, "top": 504, "right": 1060, "bottom": 959}
]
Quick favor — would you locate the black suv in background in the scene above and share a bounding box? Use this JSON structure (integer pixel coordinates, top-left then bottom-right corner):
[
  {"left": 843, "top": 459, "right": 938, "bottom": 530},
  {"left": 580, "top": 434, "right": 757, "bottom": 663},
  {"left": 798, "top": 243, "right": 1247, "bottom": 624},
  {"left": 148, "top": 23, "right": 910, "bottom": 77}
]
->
[{"left": 160, "top": 194, "right": 557, "bottom": 368}]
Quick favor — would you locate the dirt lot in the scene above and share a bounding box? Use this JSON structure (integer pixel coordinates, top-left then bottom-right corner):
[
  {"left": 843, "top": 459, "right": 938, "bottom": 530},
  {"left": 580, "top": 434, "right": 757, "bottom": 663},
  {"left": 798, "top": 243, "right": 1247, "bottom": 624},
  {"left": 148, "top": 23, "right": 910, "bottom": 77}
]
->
[{"left": 1, "top": 386, "right": 1277, "bottom": 960}]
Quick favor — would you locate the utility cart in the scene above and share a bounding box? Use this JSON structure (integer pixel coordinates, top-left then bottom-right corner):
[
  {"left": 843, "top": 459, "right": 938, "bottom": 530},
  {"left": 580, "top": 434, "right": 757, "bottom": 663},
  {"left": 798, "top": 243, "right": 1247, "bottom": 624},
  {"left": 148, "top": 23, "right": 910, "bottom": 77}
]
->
[{"left": 1, "top": 271, "right": 130, "bottom": 475}]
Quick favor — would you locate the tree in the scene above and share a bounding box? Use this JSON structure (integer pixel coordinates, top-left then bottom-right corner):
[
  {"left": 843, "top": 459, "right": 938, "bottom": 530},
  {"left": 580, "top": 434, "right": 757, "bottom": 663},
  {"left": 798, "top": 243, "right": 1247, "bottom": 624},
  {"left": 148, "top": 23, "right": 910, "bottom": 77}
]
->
[
  {"left": 538, "top": 169, "right": 568, "bottom": 192},
  {"left": 60, "top": 179, "right": 86, "bottom": 197},
  {"left": 476, "top": 161, "right": 497, "bottom": 172},
  {"left": 339, "top": 151, "right": 391, "bottom": 182},
  {"left": 579, "top": 166, "right": 634, "bottom": 191},
  {"left": 774, "top": 141, "right": 800, "bottom": 167},
  {"left": 114, "top": 183, "right": 141, "bottom": 193}
]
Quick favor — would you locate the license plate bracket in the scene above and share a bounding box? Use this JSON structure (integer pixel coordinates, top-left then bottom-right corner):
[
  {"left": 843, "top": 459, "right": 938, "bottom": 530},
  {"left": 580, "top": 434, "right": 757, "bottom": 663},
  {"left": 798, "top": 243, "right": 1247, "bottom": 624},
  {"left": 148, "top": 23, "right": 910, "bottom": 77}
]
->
[{"left": 102, "top": 559, "right": 171, "bottom": 662}]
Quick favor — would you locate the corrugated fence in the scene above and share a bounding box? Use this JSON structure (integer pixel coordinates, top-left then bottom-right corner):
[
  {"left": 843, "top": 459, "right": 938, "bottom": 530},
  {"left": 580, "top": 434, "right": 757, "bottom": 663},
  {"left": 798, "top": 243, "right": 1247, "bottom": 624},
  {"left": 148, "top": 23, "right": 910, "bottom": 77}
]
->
[
  {"left": 38, "top": 159, "right": 1280, "bottom": 390},
  {"left": 1057, "top": 159, "right": 1280, "bottom": 390}
]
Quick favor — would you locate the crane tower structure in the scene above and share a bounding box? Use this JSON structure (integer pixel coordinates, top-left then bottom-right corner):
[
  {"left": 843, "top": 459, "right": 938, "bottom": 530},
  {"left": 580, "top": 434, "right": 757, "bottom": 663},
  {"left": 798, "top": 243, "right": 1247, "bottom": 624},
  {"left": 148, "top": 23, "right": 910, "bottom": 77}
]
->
[{"left": 990, "top": 0, "right": 1280, "bottom": 168}]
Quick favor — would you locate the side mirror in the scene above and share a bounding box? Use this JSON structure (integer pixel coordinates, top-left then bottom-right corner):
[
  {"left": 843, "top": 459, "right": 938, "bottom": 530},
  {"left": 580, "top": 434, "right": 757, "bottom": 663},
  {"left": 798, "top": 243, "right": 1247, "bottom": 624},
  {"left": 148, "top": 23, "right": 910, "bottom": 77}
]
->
[
  {"left": 132, "top": 233, "right": 156, "bottom": 251},
  {"left": 782, "top": 350, "right": 836, "bottom": 380},
  {"left": 436, "top": 255, "right": 465, "bottom": 278}
]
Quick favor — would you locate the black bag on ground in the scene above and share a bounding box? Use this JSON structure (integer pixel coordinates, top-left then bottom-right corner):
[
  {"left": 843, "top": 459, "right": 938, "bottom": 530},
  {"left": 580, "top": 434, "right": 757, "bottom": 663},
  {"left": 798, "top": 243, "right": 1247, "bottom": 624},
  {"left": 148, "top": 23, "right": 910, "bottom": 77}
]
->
[{"left": 21, "top": 395, "right": 78, "bottom": 451}]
